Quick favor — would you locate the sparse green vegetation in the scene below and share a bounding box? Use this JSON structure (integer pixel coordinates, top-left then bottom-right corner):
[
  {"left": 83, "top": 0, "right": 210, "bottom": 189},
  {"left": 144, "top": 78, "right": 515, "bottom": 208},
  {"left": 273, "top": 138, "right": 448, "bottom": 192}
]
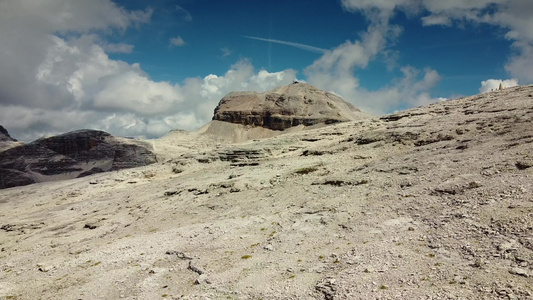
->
[
  {"left": 241, "top": 255, "right": 252, "bottom": 259},
  {"left": 380, "top": 285, "right": 387, "bottom": 290},
  {"left": 294, "top": 166, "right": 319, "bottom": 175}
]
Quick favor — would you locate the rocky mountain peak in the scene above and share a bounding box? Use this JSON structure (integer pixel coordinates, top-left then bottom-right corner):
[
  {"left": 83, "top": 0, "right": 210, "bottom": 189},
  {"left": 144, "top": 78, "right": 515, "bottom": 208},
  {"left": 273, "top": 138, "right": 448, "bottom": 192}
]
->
[
  {"left": 0, "top": 125, "right": 15, "bottom": 142},
  {"left": 212, "top": 82, "right": 369, "bottom": 130}
]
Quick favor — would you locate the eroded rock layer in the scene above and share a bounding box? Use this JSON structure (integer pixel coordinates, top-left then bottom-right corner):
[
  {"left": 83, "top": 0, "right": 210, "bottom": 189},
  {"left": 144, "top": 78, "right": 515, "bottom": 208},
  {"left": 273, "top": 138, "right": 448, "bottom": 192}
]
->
[
  {"left": 0, "top": 129, "right": 156, "bottom": 189},
  {"left": 213, "top": 82, "right": 369, "bottom": 130}
]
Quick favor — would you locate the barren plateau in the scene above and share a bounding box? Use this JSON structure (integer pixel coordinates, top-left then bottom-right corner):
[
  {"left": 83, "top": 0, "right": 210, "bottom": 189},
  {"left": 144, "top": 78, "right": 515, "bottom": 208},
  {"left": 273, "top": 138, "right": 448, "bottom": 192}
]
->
[{"left": 1, "top": 85, "right": 533, "bottom": 299}]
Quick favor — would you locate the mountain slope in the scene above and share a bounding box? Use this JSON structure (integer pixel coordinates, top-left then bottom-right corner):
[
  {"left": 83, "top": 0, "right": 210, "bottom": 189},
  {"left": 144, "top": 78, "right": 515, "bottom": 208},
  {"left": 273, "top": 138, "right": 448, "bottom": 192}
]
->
[{"left": 0, "top": 86, "right": 532, "bottom": 299}]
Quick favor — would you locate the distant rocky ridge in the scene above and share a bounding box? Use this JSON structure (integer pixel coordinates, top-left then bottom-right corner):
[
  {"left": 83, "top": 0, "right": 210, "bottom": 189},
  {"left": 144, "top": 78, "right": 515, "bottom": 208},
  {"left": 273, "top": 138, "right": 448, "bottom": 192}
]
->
[
  {"left": 0, "top": 129, "right": 156, "bottom": 189},
  {"left": 0, "top": 125, "right": 15, "bottom": 142},
  {"left": 213, "top": 82, "right": 369, "bottom": 130},
  {"left": 0, "top": 125, "right": 22, "bottom": 152}
]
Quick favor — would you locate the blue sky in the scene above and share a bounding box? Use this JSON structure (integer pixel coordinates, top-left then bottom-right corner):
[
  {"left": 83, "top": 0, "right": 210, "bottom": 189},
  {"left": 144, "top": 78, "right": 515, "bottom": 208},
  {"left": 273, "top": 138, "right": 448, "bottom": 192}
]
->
[
  {"left": 0, "top": 0, "right": 531, "bottom": 141},
  {"left": 112, "top": 0, "right": 512, "bottom": 95}
]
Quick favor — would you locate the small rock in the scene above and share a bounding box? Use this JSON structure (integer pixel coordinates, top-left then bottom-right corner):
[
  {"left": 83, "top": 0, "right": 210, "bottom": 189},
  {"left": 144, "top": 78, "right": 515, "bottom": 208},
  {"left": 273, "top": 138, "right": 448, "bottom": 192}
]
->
[
  {"left": 84, "top": 223, "right": 98, "bottom": 230},
  {"left": 37, "top": 264, "right": 53, "bottom": 272},
  {"left": 263, "top": 244, "right": 274, "bottom": 251},
  {"left": 509, "top": 267, "right": 529, "bottom": 277},
  {"left": 498, "top": 240, "right": 517, "bottom": 252},
  {"left": 165, "top": 250, "right": 192, "bottom": 260},
  {"left": 188, "top": 260, "right": 204, "bottom": 275},
  {"left": 164, "top": 190, "right": 180, "bottom": 196},
  {"left": 194, "top": 274, "right": 211, "bottom": 285}
]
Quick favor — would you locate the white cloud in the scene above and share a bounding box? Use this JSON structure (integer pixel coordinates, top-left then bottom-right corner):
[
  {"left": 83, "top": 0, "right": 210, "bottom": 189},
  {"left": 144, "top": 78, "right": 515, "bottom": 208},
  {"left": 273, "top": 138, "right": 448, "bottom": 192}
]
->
[
  {"left": 221, "top": 48, "right": 232, "bottom": 57},
  {"left": 170, "top": 36, "right": 186, "bottom": 47},
  {"left": 1, "top": 55, "right": 297, "bottom": 141},
  {"left": 340, "top": 0, "right": 533, "bottom": 84},
  {"left": 479, "top": 78, "right": 519, "bottom": 93},
  {"left": 303, "top": 18, "right": 442, "bottom": 115},
  {"left": 0, "top": 0, "right": 298, "bottom": 142},
  {"left": 421, "top": 14, "right": 451, "bottom": 26}
]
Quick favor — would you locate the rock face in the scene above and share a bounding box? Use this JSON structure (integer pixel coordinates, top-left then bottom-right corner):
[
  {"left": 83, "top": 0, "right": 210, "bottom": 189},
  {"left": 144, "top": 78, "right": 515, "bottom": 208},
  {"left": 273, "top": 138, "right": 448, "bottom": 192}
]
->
[
  {"left": 2, "top": 86, "right": 533, "bottom": 299},
  {"left": 213, "top": 82, "right": 369, "bottom": 130},
  {"left": 0, "top": 125, "right": 15, "bottom": 142},
  {"left": 0, "top": 125, "right": 22, "bottom": 152},
  {"left": 0, "top": 129, "right": 157, "bottom": 189}
]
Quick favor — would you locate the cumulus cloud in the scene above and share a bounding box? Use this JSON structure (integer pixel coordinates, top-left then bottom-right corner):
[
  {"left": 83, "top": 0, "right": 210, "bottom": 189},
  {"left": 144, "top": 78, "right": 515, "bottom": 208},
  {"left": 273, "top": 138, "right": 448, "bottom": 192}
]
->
[
  {"left": 340, "top": 0, "right": 533, "bottom": 84},
  {"left": 479, "top": 78, "right": 519, "bottom": 93},
  {"left": 0, "top": 0, "right": 296, "bottom": 142},
  {"left": 304, "top": 8, "right": 441, "bottom": 115},
  {"left": 102, "top": 43, "right": 135, "bottom": 54},
  {"left": 169, "top": 36, "right": 186, "bottom": 47}
]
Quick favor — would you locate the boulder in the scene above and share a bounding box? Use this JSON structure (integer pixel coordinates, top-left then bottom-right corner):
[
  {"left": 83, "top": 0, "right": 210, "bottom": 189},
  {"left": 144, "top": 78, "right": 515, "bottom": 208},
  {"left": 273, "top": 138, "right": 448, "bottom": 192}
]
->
[
  {"left": 0, "top": 129, "right": 157, "bottom": 189},
  {"left": 212, "top": 82, "right": 369, "bottom": 130}
]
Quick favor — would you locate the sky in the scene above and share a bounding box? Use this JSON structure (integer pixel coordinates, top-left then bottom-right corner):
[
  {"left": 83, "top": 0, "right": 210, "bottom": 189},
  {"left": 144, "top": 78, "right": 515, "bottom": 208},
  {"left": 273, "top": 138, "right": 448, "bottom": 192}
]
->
[{"left": 0, "top": 0, "right": 532, "bottom": 142}]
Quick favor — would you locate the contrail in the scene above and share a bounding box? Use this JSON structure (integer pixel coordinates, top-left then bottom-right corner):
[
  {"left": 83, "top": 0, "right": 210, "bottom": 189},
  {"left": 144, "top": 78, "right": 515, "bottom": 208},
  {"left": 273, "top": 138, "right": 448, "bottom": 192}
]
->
[{"left": 243, "top": 36, "right": 327, "bottom": 54}]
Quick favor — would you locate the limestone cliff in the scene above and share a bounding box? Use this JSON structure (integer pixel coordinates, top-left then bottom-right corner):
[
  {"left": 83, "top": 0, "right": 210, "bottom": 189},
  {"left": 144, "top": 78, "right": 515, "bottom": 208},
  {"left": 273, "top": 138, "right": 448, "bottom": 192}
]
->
[
  {"left": 0, "top": 129, "right": 156, "bottom": 189},
  {"left": 212, "top": 82, "right": 369, "bottom": 130}
]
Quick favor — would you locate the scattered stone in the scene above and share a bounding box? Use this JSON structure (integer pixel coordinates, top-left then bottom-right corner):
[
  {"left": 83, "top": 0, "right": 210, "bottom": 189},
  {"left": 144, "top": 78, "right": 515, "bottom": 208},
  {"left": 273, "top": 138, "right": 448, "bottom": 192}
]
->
[
  {"left": 37, "top": 264, "right": 53, "bottom": 272},
  {"left": 165, "top": 250, "right": 193, "bottom": 260},
  {"left": 188, "top": 260, "right": 204, "bottom": 275},
  {"left": 515, "top": 161, "right": 532, "bottom": 170},
  {"left": 509, "top": 267, "right": 529, "bottom": 277},
  {"left": 84, "top": 223, "right": 98, "bottom": 230},
  {"left": 312, "top": 177, "right": 368, "bottom": 187},
  {"left": 164, "top": 190, "right": 180, "bottom": 196},
  {"left": 194, "top": 274, "right": 211, "bottom": 285},
  {"left": 315, "top": 278, "right": 337, "bottom": 300},
  {"left": 263, "top": 244, "right": 274, "bottom": 251},
  {"left": 498, "top": 240, "right": 517, "bottom": 252}
]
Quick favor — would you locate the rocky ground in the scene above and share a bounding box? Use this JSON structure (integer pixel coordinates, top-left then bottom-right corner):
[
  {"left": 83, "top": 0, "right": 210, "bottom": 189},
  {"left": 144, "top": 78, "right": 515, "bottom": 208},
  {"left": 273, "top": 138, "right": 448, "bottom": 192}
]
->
[{"left": 0, "top": 85, "right": 532, "bottom": 299}]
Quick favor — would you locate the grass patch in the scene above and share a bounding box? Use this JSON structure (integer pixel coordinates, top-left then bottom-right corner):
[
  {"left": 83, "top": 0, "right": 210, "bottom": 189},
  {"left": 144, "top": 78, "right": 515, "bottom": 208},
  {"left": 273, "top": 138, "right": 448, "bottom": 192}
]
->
[
  {"left": 241, "top": 255, "right": 252, "bottom": 259},
  {"left": 294, "top": 166, "right": 319, "bottom": 175}
]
